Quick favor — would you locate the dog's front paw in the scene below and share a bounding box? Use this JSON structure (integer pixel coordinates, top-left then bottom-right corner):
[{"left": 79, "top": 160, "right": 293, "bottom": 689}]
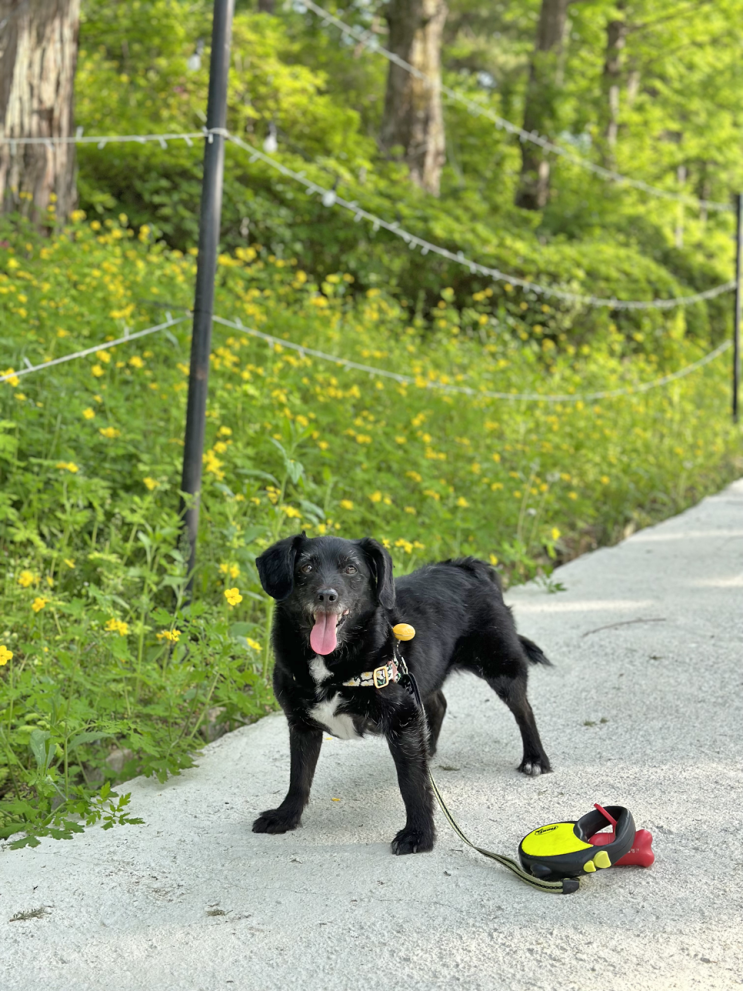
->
[
  {"left": 518, "top": 755, "right": 551, "bottom": 776},
  {"left": 252, "top": 807, "right": 301, "bottom": 834},
  {"left": 391, "top": 825, "right": 435, "bottom": 855}
]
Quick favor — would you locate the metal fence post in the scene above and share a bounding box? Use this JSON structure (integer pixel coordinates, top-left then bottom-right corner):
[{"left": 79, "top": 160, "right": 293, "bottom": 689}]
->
[
  {"left": 180, "top": 0, "right": 235, "bottom": 591},
  {"left": 734, "top": 192, "right": 742, "bottom": 424}
]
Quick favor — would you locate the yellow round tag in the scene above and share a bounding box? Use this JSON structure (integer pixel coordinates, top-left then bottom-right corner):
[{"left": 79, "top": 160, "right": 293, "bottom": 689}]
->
[{"left": 392, "top": 623, "right": 416, "bottom": 641}]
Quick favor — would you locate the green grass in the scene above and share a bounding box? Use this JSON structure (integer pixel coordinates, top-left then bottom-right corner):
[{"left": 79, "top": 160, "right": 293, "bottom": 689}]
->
[{"left": 0, "top": 212, "right": 740, "bottom": 847}]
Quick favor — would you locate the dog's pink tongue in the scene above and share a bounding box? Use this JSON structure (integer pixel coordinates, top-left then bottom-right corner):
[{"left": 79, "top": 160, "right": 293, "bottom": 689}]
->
[{"left": 310, "top": 613, "right": 338, "bottom": 655}]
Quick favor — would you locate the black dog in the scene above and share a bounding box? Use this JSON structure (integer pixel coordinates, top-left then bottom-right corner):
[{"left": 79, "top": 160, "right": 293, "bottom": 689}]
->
[{"left": 253, "top": 534, "right": 551, "bottom": 854}]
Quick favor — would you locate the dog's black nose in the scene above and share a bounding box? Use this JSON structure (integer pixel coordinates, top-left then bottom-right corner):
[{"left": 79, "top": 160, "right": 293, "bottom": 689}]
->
[{"left": 316, "top": 587, "right": 338, "bottom": 605}]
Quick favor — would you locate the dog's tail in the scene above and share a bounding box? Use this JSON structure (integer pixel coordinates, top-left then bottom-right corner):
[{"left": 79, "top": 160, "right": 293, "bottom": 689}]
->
[{"left": 519, "top": 635, "right": 552, "bottom": 667}]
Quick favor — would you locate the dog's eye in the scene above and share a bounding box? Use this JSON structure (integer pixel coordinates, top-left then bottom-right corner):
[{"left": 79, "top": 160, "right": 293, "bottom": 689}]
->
[
  {"left": 300, "top": 563, "right": 313, "bottom": 574},
  {"left": 344, "top": 565, "right": 357, "bottom": 575}
]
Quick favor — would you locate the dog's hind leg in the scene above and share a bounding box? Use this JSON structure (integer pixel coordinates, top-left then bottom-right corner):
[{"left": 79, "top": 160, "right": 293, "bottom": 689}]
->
[
  {"left": 423, "top": 690, "right": 447, "bottom": 757},
  {"left": 487, "top": 670, "right": 551, "bottom": 776}
]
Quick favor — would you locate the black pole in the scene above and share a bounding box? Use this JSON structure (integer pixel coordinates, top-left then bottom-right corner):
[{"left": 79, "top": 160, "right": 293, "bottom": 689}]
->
[
  {"left": 180, "top": 0, "right": 235, "bottom": 590},
  {"left": 734, "top": 192, "right": 742, "bottom": 424}
]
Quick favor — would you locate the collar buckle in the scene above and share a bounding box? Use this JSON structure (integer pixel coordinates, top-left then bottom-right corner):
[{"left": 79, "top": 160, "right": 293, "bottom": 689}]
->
[{"left": 373, "top": 664, "right": 391, "bottom": 689}]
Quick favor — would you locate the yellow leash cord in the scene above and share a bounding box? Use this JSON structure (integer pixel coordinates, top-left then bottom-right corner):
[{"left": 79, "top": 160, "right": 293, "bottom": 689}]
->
[{"left": 428, "top": 771, "right": 579, "bottom": 894}]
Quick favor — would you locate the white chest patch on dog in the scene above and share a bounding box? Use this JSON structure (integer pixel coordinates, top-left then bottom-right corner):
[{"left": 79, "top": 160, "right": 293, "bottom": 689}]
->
[
  {"left": 309, "top": 695, "right": 360, "bottom": 740},
  {"left": 309, "top": 655, "right": 333, "bottom": 685}
]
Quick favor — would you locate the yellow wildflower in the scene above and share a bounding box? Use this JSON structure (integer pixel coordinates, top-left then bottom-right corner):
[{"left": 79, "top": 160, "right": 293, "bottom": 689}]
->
[
  {"left": 3, "top": 368, "right": 20, "bottom": 386},
  {"left": 63, "top": 558, "right": 75, "bottom": 569},
  {"left": 0, "top": 645, "right": 13, "bottom": 665},
  {"left": 568, "top": 491, "right": 578, "bottom": 500},
  {"left": 143, "top": 477, "right": 158, "bottom": 491},
  {"left": 18, "top": 570, "right": 37, "bottom": 588},
  {"left": 406, "top": 471, "right": 422, "bottom": 483},
  {"left": 219, "top": 563, "right": 241, "bottom": 579},
  {"left": 156, "top": 629, "right": 181, "bottom": 642},
  {"left": 339, "top": 500, "right": 354, "bottom": 510},
  {"left": 551, "top": 528, "right": 561, "bottom": 541},
  {"left": 456, "top": 497, "right": 469, "bottom": 508},
  {"left": 218, "top": 426, "right": 232, "bottom": 437},
  {"left": 282, "top": 505, "right": 302, "bottom": 519},
  {"left": 99, "top": 427, "right": 121, "bottom": 439},
  {"left": 224, "top": 587, "right": 243, "bottom": 607},
  {"left": 129, "top": 355, "right": 145, "bottom": 369},
  {"left": 246, "top": 638, "right": 262, "bottom": 652},
  {"left": 394, "top": 539, "right": 414, "bottom": 554},
  {"left": 82, "top": 408, "right": 96, "bottom": 420},
  {"left": 489, "top": 554, "right": 499, "bottom": 566},
  {"left": 105, "top": 618, "right": 129, "bottom": 636},
  {"left": 369, "top": 491, "right": 382, "bottom": 503},
  {"left": 56, "top": 461, "right": 79, "bottom": 473},
  {"left": 32, "top": 597, "right": 48, "bottom": 613},
  {"left": 96, "top": 350, "right": 112, "bottom": 364},
  {"left": 91, "top": 364, "right": 105, "bottom": 377},
  {"left": 404, "top": 506, "right": 416, "bottom": 515}
]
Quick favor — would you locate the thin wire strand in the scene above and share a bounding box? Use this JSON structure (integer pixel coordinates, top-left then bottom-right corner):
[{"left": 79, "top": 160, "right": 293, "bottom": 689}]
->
[
  {"left": 0, "top": 304, "right": 728, "bottom": 400},
  {"left": 2, "top": 125, "right": 734, "bottom": 308},
  {"left": 0, "top": 131, "right": 206, "bottom": 147},
  {"left": 0, "top": 315, "right": 188, "bottom": 384},
  {"left": 226, "top": 133, "right": 736, "bottom": 310},
  {"left": 302, "top": 0, "right": 732, "bottom": 214},
  {"left": 212, "top": 313, "right": 731, "bottom": 402}
]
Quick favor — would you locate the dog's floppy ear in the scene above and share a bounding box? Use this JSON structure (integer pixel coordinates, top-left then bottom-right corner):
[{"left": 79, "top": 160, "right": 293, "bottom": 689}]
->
[
  {"left": 356, "top": 537, "right": 395, "bottom": 610},
  {"left": 256, "top": 534, "right": 305, "bottom": 601}
]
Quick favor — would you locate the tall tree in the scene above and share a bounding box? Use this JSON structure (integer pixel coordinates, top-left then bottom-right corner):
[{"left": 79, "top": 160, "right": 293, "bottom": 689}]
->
[
  {"left": 601, "top": 1, "right": 628, "bottom": 168},
  {"left": 0, "top": 0, "right": 80, "bottom": 223},
  {"left": 515, "top": 0, "right": 569, "bottom": 211},
  {"left": 380, "top": 0, "right": 448, "bottom": 196}
]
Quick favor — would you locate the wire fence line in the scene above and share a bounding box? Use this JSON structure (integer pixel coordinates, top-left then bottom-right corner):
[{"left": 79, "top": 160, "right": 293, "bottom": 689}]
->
[
  {"left": 0, "top": 131, "right": 207, "bottom": 149},
  {"left": 226, "top": 133, "right": 736, "bottom": 311},
  {"left": 1, "top": 125, "right": 735, "bottom": 310},
  {"left": 212, "top": 313, "right": 732, "bottom": 403},
  {"left": 2, "top": 15, "right": 732, "bottom": 219},
  {"left": 0, "top": 315, "right": 188, "bottom": 385},
  {"left": 301, "top": 0, "right": 732, "bottom": 214},
  {"left": 1, "top": 305, "right": 730, "bottom": 403}
]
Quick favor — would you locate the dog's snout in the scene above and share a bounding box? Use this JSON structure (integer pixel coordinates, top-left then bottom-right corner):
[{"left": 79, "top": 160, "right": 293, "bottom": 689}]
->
[{"left": 316, "top": 587, "right": 338, "bottom": 605}]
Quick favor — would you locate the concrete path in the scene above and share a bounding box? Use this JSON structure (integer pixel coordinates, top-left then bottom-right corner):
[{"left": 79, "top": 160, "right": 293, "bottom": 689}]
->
[{"left": 2, "top": 481, "right": 743, "bottom": 991}]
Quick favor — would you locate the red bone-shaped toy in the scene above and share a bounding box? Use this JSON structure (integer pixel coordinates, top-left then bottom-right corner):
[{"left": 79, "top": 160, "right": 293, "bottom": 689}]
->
[{"left": 588, "top": 803, "right": 655, "bottom": 867}]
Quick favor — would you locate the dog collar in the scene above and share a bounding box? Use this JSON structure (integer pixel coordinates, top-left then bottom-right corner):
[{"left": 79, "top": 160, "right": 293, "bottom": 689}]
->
[
  {"left": 342, "top": 659, "right": 401, "bottom": 690},
  {"left": 340, "top": 623, "right": 416, "bottom": 691}
]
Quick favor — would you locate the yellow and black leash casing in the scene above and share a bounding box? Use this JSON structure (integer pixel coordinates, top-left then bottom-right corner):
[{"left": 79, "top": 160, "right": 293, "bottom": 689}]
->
[{"left": 519, "top": 806, "right": 636, "bottom": 881}]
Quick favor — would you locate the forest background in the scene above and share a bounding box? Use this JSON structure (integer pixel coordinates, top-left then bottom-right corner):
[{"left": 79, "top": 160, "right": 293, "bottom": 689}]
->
[{"left": 0, "top": 0, "right": 741, "bottom": 846}]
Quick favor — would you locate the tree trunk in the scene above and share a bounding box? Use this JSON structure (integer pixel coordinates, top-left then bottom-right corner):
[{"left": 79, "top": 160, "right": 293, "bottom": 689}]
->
[
  {"left": 0, "top": 0, "right": 80, "bottom": 224},
  {"left": 515, "top": 0, "right": 569, "bottom": 211},
  {"left": 380, "top": 0, "right": 447, "bottom": 197},
  {"left": 601, "top": 2, "right": 628, "bottom": 168}
]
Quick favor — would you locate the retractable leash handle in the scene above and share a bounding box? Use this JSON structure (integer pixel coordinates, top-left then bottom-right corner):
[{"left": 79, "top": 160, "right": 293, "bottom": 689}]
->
[{"left": 391, "top": 625, "right": 578, "bottom": 895}]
